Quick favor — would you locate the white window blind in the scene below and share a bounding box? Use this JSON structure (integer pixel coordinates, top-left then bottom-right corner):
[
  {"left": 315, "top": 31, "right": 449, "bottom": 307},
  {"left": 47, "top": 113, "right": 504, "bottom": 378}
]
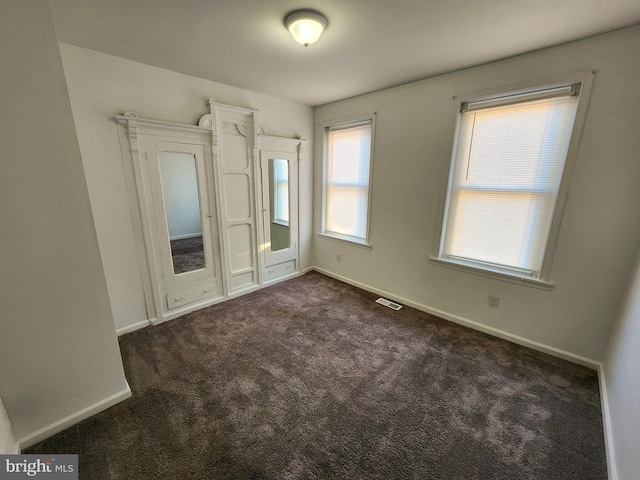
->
[
  {"left": 441, "top": 87, "right": 579, "bottom": 277},
  {"left": 324, "top": 121, "right": 372, "bottom": 240}
]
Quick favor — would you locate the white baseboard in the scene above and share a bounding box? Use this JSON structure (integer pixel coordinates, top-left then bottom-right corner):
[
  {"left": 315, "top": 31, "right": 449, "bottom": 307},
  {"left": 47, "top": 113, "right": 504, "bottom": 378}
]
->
[
  {"left": 150, "top": 295, "right": 230, "bottom": 327},
  {"left": 262, "top": 270, "right": 304, "bottom": 287},
  {"left": 116, "top": 319, "right": 151, "bottom": 336},
  {"left": 310, "top": 267, "right": 615, "bottom": 475},
  {"left": 311, "top": 267, "right": 600, "bottom": 370},
  {"left": 598, "top": 365, "right": 618, "bottom": 480},
  {"left": 169, "top": 232, "right": 202, "bottom": 241},
  {"left": 18, "top": 384, "right": 132, "bottom": 449},
  {"left": 117, "top": 270, "right": 306, "bottom": 334}
]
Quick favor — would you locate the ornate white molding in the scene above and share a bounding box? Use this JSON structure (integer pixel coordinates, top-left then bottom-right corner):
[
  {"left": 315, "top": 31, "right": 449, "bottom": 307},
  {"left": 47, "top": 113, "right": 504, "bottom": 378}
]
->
[
  {"left": 198, "top": 114, "right": 214, "bottom": 129},
  {"left": 221, "top": 122, "right": 250, "bottom": 137},
  {"left": 256, "top": 134, "right": 308, "bottom": 157},
  {"left": 135, "top": 126, "right": 209, "bottom": 140},
  {"left": 206, "top": 98, "right": 257, "bottom": 115},
  {"left": 114, "top": 114, "right": 211, "bottom": 141}
]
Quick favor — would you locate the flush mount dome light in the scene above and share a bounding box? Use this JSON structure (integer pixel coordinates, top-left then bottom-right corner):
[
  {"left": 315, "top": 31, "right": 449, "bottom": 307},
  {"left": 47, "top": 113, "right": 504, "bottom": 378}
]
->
[{"left": 284, "top": 10, "right": 328, "bottom": 47}]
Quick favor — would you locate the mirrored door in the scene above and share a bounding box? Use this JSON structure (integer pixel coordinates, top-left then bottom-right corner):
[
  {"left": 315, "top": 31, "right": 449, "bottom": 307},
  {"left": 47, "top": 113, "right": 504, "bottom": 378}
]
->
[
  {"left": 147, "top": 141, "right": 217, "bottom": 294},
  {"left": 260, "top": 145, "right": 298, "bottom": 271},
  {"left": 268, "top": 158, "right": 291, "bottom": 252},
  {"left": 159, "top": 151, "right": 206, "bottom": 274}
]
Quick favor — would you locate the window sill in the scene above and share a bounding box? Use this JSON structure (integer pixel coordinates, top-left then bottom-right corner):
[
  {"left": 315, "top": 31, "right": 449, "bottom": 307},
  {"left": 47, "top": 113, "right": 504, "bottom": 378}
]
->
[
  {"left": 429, "top": 256, "right": 554, "bottom": 291},
  {"left": 318, "top": 232, "right": 372, "bottom": 250}
]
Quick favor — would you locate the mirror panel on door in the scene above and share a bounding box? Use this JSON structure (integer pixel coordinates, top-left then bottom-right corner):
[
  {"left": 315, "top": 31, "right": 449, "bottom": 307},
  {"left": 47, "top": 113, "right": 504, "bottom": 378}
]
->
[
  {"left": 258, "top": 138, "right": 300, "bottom": 282},
  {"left": 158, "top": 151, "right": 206, "bottom": 274},
  {"left": 147, "top": 140, "right": 220, "bottom": 314},
  {"left": 269, "top": 158, "right": 291, "bottom": 252}
]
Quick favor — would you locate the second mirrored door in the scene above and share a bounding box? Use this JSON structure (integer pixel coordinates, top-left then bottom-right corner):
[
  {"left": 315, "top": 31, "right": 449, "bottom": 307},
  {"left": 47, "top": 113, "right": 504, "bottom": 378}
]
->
[{"left": 260, "top": 146, "right": 298, "bottom": 272}]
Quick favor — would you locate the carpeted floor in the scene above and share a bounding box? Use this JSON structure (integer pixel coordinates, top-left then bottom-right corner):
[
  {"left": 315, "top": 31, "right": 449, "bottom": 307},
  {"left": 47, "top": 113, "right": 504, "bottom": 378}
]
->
[
  {"left": 170, "top": 236, "right": 205, "bottom": 274},
  {"left": 27, "top": 271, "right": 607, "bottom": 479}
]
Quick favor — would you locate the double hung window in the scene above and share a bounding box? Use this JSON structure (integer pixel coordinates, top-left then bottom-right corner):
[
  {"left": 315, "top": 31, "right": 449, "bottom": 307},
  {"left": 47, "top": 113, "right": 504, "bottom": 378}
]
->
[
  {"left": 322, "top": 116, "right": 375, "bottom": 245},
  {"left": 437, "top": 80, "right": 588, "bottom": 283}
]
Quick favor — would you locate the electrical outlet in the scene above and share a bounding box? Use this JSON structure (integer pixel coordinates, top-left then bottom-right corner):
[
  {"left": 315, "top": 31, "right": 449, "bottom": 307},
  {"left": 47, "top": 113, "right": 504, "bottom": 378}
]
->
[
  {"left": 488, "top": 295, "right": 500, "bottom": 308},
  {"left": 337, "top": 254, "right": 342, "bottom": 263}
]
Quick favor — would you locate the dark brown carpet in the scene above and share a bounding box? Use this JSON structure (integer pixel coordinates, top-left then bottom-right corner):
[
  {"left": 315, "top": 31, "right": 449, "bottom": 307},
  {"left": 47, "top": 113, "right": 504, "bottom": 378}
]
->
[
  {"left": 170, "top": 236, "right": 205, "bottom": 274},
  {"left": 27, "top": 271, "right": 607, "bottom": 479}
]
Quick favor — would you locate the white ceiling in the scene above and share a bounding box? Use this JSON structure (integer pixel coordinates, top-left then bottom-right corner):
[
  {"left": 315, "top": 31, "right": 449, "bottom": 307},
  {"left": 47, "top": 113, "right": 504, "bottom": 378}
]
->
[{"left": 50, "top": 0, "right": 640, "bottom": 106}]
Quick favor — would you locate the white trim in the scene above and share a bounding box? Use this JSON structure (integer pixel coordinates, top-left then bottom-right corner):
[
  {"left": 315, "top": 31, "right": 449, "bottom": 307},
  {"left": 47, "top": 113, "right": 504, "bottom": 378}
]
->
[
  {"left": 317, "top": 232, "right": 372, "bottom": 249},
  {"left": 169, "top": 232, "right": 202, "bottom": 241},
  {"left": 452, "top": 70, "right": 595, "bottom": 108},
  {"left": 259, "top": 142, "right": 300, "bottom": 270},
  {"left": 310, "top": 266, "right": 600, "bottom": 369},
  {"left": 598, "top": 365, "right": 619, "bottom": 480},
  {"left": 18, "top": 385, "right": 132, "bottom": 449},
  {"left": 116, "top": 120, "right": 160, "bottom": 324},
  {"left": 320, "top": 112, "right": 376, "bottom": 246},
  {"left": 116, "top": 319, "right": 151, "bottom": 336},
  {"left": 436, "top": 70, "right": 596, "bottom": 284},
  {"left": 150, "top": 295, "right": 226, "bottom": 326},
  {"left": 262, "top": 270, "right": 304, "bottom": 287},
  {"left": 115, "top": 115, "right": 211, "bottom": 135},
  {"left": 206, "top": 98, "right": 255, "bottom": 115},
  {"left": 463, "top": 85, "right": 576, "bottom": 111},
  {"left": 115, "top": 273, "right": 305, "bottom": 336},
  {"left": 429, "top": 257, "right": 554, "bottom": 291},
  {"left": 224, "top": 283, "right": 263, "bottom": 300},
  {"left": 256, "top": 134, "right": 308, "bottom": 147}
]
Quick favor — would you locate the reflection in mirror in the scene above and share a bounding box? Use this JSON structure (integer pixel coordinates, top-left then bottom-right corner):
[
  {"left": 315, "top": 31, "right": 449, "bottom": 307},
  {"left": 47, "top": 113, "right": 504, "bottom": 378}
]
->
[
  {"left": 159, "top": 152, "right": 206, "bottom": 274},
  {"left": 269, "top": 158, "right": 290, "bottom": 252}
]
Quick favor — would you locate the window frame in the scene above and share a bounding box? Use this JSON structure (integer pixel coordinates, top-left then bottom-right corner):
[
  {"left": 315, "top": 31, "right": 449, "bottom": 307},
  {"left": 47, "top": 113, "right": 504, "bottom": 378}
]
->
[
  {"left": 431, "top": 71, "right": 595, "bottom": 289},
  {"left": 320, "top": 113, "right": 376, "bottom": 247}
]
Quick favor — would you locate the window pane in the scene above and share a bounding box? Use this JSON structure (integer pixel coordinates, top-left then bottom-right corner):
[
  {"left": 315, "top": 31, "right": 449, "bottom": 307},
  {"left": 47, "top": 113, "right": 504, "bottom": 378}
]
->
[
  {"left": 326, "top": 185, "right": 368, "bottom": 238},
  {"left": 442, "top": 91, "right": 579, "bottom": 276},
  {"left": 328, "top": 126, "right": 371, "bottom": 186},
  {"left": 325, "top": 121, "right": 372, "bottom": 240},
  {"left": 445, "top": 190, "right": 555, "bottom": 271}
]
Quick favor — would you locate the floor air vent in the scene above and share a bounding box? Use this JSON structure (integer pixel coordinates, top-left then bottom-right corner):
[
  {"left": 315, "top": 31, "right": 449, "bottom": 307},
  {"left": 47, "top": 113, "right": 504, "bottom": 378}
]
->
[{"left": 376, "top": 297, "right": 403, "bottom": 311}]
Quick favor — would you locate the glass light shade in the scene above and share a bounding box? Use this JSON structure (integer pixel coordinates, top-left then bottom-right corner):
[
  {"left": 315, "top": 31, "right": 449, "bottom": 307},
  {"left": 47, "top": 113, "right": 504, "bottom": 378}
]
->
[{"left": 285, "top": 10, "right": 327, "bottom": 47}]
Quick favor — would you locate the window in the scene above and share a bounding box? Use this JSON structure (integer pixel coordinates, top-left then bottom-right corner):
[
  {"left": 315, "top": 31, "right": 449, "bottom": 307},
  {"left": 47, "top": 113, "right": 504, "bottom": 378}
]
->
[
  {"left": 437, "top": 80, "right": 589, "bottom": 284},
  {"left": 322, "top": 116, "right": 375, "bottom": 245}
]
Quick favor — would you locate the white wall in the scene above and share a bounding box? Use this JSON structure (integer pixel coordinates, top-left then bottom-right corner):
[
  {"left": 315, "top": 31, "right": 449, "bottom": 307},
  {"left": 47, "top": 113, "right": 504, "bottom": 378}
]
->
[
  {"left": 313, "top": 26, "right": 640, "bottom": 363},
  {"left": 58, "top": 44, "right": 314, "bottom": 332},
  {"left": 159, "top": 152, "right": 202, "bottom": 240},
  {"left": 0, "top": 0, "right": 129, "bottom": 446},
  {"left": 603, "top": 250, "right": 640, "bottom": 480},
  {"left": 0, "top": 398, "right": 18, "bottom": 454}
]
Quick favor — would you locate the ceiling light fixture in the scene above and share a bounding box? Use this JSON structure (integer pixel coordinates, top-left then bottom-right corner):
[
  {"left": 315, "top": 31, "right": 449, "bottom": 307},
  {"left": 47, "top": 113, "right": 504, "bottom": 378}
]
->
[{"left": 284, "top": 10, "right": 328, "bottom": 47}]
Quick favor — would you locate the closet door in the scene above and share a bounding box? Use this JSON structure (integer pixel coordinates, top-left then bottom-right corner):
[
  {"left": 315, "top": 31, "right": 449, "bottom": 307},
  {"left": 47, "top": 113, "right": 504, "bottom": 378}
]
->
[
  {"left": 118, "top": 107, "right": 303, "bottom": 326},
  {"left": 118, "top": 113, "right": 225, "bottom": 324},
  {"left": 257, "top": 137, "right": 301, "bottom": 284},
  {"left": 146, "top": 141, "right": 220, "bottom": 311},
  {"left": 211, "top": 104, "right": 260, "bottom": 296}
]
